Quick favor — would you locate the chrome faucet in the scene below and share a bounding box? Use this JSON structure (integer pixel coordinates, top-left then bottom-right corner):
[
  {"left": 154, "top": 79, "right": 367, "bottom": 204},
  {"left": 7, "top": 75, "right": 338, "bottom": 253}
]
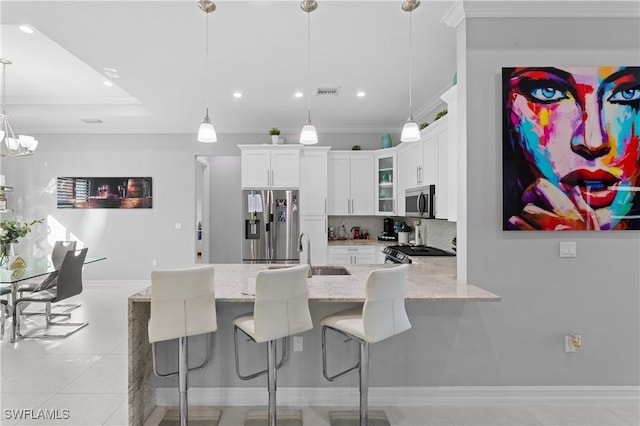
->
[{"left": 298, "top": 232, "right": 312, "bottom": 277}]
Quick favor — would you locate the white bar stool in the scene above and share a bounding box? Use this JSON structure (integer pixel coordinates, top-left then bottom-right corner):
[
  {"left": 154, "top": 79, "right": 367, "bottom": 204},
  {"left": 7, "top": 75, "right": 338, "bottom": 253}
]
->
[
  {"left": 320, "top": 264, "right": 412, "bottom": 426},
  {"left": 148, "top": 265, "right": 220, "bottom": 426},
  {"left": 233, "top": 264, "right": 312, "bottom": 426}
]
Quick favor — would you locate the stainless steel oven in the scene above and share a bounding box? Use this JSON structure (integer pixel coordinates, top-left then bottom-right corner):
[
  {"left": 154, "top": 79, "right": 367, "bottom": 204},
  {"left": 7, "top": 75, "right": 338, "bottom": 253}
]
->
[
  {"left": 405, "top": 185, "right": 435, "bottom": 218},
  {"left": 382, "top": 246, "right": 411, "bottom": 264},
  {"left": 383, "top": 244, "right": 456, "bottom": 264}
]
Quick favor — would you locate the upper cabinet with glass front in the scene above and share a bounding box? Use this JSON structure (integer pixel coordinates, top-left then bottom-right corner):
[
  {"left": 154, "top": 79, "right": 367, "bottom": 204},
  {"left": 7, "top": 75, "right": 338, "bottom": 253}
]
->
[{"left": 374, "top": 150, "right": 397, "bottom": 215}]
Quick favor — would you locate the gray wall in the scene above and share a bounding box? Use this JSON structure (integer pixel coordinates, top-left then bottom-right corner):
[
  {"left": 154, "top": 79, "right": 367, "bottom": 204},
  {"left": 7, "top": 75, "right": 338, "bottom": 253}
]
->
[{"left": 463, "top": 16, "right": 640, "bottom": 384}]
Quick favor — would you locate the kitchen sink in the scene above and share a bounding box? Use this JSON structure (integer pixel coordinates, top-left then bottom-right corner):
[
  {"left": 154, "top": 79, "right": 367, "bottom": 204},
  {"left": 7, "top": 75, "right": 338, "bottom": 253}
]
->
[
  {"left": 267, "top": 265, "right": 351, "bottom": 276},
  {"left": 310, "top": 266, "right": 350, "bottom": 276}
]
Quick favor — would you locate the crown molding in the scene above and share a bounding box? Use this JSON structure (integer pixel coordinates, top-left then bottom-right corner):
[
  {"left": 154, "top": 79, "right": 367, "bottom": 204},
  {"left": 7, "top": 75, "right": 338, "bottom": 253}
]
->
[
  {"left": 413, "top": 83, "right": 454, "bottom": 123},
  {"left": 442, "top": 0, "right": 639, "bottom": 27},
  {"left": 441, "top": 1, "right": 465, "bottom": 28}
]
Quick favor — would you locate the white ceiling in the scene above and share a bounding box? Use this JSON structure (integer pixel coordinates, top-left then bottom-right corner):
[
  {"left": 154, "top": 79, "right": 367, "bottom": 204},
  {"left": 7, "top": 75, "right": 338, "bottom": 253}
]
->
[{"left": 0, "top": 0, "right": 457, "bottom": 136}]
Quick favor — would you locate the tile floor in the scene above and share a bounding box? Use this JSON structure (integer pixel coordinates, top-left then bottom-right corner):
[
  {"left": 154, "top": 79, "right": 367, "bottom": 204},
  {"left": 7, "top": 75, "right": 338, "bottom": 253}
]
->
[{"left": 1, "top": 282, "right": 638, "bottom": 426}]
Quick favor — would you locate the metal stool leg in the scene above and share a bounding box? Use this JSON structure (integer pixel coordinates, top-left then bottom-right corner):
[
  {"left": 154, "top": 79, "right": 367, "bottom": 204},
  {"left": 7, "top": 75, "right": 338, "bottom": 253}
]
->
[
  {"left": 179, "top": 336, "right": 188, "bottom": 426},
  {"left": 359, "top": 341, "right": 369, "bottom": 426},
  {"left": 267, "top": 339, "right": 277, "bottom": 426}
]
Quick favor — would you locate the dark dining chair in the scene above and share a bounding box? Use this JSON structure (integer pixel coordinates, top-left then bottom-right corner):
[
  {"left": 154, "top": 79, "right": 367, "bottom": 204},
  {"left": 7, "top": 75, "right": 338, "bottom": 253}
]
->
[
  {"left": 17, "top": 241, "right": 79, "bottom": 317},
  {"left": 11, "top": 248, "right": 88, "bottom": 342}
]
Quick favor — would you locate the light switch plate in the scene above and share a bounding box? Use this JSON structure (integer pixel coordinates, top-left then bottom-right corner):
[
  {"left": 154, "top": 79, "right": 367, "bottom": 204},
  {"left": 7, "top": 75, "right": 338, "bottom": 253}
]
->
[
  {"left": 560, "top": 241, "right": 576, "bottom": 258},
  {"left": 175, "top": 222, "right": 182, "bottom": 230}
]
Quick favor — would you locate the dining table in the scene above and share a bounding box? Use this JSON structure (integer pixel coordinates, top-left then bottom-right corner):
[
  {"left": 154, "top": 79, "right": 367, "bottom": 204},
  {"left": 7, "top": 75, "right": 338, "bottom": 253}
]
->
[{"left": 0, "top": 254, "right": 106, "bottom": 308}]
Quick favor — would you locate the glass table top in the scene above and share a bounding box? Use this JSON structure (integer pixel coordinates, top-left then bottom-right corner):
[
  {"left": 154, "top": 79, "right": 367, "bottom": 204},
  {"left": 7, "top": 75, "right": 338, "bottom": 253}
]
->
[{"left": 0, "top": 256, "right": 106, "bottom": 284}]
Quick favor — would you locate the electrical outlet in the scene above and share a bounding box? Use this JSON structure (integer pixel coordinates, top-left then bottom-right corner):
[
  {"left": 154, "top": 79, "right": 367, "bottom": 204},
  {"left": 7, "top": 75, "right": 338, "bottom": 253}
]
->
[
  {"left": 152, "top": 259, "right": 158, "bottom": 267},
  {"left": 293, "top": 336, "right": 303, "bottom": 352}
]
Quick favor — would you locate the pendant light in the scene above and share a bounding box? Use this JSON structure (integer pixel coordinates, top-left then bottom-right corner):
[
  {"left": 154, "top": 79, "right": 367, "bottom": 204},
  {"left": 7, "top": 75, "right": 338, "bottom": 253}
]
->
[
  {"left": 299, "top": 0, "right": 318, "bottom": 145},
  {"left": 400, "top": 0, "right": 420, "bottom": 143},
  {"left": 0, "top": 58, "right": 38, "bottom": 157},
  {"left": 197, "top": 0, "right": 217, "bottom": 143}
]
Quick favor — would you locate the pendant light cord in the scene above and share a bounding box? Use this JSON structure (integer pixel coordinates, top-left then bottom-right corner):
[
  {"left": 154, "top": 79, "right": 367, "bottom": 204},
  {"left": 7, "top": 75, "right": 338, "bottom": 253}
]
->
[
  {"left": 306, "top": 10, "right": 312, "bottom": 124},
  {"left": 205, "top": 10, "right": 210, "bottom": 116},
  {"left": 408, "top": 10, "right": 413, "bottom": 119}
]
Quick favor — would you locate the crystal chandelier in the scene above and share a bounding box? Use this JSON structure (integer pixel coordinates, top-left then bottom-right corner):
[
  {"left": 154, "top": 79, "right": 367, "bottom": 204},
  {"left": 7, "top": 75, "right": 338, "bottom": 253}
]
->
[{"left": 0, "top": 58, "right": 38, "bottom": 157}]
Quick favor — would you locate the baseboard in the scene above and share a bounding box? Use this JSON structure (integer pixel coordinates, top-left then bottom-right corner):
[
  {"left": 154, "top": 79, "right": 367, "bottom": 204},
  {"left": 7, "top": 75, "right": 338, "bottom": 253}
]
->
[
  {"left": 156, "top": 386, "right": 640, "bottom": 407},
  {"left": 84, "top": 280, "right": 150, "bottom": 287}
]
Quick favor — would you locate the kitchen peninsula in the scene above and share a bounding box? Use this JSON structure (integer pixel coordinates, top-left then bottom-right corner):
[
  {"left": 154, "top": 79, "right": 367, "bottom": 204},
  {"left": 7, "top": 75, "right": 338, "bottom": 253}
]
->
[{"left": 128, "top": 260, "right": 500, "bottom": 425}]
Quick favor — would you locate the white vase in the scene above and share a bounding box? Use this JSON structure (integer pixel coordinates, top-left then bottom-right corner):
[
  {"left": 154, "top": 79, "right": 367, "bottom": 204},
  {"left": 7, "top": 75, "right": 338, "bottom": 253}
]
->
[{"left": 271, "top": 135, "right": 280, "bottom": 145}]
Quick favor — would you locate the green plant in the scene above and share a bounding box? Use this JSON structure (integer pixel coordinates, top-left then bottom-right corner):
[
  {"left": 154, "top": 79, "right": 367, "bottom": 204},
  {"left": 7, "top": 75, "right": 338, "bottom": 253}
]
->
[
  {"left": 419, "top": 122, "right": 430, "bottom": 130},
  {"left": 434, "top": 109, "right": 448, "bottom": 121},
  {"left": 269, "top": 127, "right": 281, "bottom": 136},
  {"left": 0, "top": 218, "right": 44, "bottom": 244},
  {"left": 351, "top": 145, "right": 362, "bottom": 150}
]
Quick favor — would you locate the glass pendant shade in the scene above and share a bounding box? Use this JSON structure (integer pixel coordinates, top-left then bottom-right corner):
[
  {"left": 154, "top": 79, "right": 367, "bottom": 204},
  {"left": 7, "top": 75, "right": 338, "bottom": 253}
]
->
[
  {"left": 18, "top": 135, "right": 38, "bottom": 151},
  {"left": 400, "top": 119, "right": 420, "bottom": 142},
  {"left": 197, "top": 112, "right": 217, "bottom": 143},
  {"left": 299, "top": 123, "right": 318, "bottom": 145}
]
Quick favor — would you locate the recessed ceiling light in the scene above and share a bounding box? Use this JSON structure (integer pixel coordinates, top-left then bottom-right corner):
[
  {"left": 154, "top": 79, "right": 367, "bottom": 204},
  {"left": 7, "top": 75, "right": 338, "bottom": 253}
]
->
[
  {"left": 294, "top": 91, "right": 303, "bottom": 98},
  {"left": 80, "top": 118, "right": 104, "bottom": 124},
  {"left": 103, "top": 81, "right": 113, "bottom": 87},
  {"left": 19, "top": 25, "right": 34, "bottom": 34},
  {"left": 233, "top": 91, "right": 242, "bottom": 98},
  {"left": 103, "top": 67, "right": 119, "bottom": 79},
  {"left": 357, "top": 91, "right": 366, "bottom": 97}
]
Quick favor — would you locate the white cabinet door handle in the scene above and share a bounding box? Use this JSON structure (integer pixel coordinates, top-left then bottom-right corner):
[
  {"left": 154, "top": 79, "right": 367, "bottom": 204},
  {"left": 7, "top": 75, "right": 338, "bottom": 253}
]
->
[{"left": 267, "top": 169, "right": 270, "bottom": 186}]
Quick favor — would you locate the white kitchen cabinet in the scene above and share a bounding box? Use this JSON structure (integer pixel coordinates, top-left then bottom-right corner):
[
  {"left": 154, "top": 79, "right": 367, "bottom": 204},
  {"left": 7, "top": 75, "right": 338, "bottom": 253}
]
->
[
  {"left": 421, "top": 133, "right": 438, "bottom": 187},
  {"left": 239, "top": 145, "right": 302, "bottom": 189},
  {"left": 327, "top": 245, "right": 378, "bottom": 265},
  {"left": 374, "top": 150, "right": 397, "bottom": 215},
  {"left": 327, "top": 151, "right": 374, "bottom": 216},
  {"left": 299, "top": 147, "right": 330, "bottom": 215},
  {"left": 376, "top": 245, "right": 387, "bottom": 264},
  {"left": 300, "top": 215, "right": 328, "bottom": 265},
  {"left": 399, "top": 140, "right": 423, "bottom": 190},
  {"left": 419, "top": 116, "right": 450, "bottom": 219}
]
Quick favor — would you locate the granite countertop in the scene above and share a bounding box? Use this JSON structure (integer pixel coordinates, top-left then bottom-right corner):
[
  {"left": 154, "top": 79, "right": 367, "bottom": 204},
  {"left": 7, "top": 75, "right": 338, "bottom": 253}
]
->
[{"left": 129, "top": 260, "right": 500, "bottom": 303}]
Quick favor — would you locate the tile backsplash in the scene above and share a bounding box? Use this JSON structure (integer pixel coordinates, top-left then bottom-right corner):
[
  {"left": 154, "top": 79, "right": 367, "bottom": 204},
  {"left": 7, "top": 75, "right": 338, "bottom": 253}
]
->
[{"left": 327, "top": 215, "right": 456, "bottom": 253}]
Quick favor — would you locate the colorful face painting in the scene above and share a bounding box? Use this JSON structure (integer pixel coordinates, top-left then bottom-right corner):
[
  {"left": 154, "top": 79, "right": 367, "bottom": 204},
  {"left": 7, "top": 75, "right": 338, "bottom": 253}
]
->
[{"left": 502, "top": 66, "right": 640, "bottom": 230}]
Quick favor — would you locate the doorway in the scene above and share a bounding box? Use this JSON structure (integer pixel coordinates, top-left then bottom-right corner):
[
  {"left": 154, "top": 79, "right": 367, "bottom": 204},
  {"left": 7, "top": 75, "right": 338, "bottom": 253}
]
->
[{"left": 195, "top": 155, "right": 242, "bottom": 264}]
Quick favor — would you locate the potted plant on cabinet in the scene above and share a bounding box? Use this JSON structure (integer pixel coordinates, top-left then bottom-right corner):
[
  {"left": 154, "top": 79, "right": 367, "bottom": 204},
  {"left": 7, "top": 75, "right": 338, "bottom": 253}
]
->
[{"left": 269, "top": 127, "right": 281, "bottom": 144}]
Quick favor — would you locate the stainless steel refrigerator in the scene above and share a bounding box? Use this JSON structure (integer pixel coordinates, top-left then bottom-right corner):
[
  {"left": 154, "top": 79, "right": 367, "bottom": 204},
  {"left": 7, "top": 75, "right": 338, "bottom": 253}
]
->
[{"left": 242, "top": 189, "right": 299, "bottom": 263}]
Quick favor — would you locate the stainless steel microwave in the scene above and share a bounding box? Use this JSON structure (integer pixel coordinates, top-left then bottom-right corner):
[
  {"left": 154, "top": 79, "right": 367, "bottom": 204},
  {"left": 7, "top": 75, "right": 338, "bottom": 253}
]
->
[{"left": 405, "top": 185, "right": 435, "bottom": 218}]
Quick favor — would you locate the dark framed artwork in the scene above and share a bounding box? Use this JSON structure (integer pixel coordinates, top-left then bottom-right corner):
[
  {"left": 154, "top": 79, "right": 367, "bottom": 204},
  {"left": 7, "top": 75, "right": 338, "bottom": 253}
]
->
[
  {"left": 57, "top": 177, "right": 152, "bottom": 209},
  {"left": 502, "top": 66, "right": 640, "bottom": 231}
]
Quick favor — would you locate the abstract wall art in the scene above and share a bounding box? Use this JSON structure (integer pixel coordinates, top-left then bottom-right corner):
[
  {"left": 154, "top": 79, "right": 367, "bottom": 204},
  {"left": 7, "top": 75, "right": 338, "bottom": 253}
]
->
[{"left": 502, "top": 66, "right": 640, "bottom": 230}]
